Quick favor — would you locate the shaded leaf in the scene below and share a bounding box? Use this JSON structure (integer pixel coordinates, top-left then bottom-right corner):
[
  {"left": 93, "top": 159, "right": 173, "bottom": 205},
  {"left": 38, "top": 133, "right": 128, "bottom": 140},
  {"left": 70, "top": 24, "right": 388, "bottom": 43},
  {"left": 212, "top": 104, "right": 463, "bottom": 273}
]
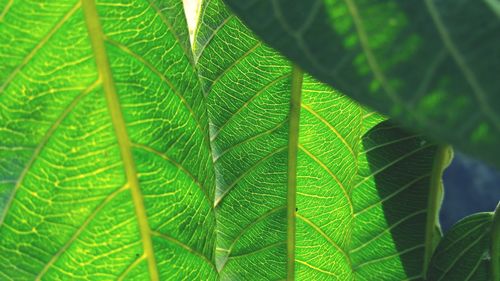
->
[
  {"left": 223, "top": 0, "right": 500, "bottom": 167},
  {"left": 428, "top": 212, "right": 496, "bottom": 281}
]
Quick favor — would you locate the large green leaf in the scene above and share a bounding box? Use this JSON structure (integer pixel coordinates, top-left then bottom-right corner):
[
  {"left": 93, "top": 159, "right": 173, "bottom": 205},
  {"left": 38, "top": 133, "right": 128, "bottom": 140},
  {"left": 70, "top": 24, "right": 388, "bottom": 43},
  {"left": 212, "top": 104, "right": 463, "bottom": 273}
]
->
[
  {"left": 222, "top": 0, "right": 500, "bottom": 167},
  {"left": 427, "top": 210, "right": 499, "bottom": 281},
  {"left": 194, "top": 0, "right": 449, "bottom": 279},
  {"left": 0, "top": 0, "right": 217, "bottom": 279},
  {"left": 0, "top": 0, "right": 451, "bottom": 280}
]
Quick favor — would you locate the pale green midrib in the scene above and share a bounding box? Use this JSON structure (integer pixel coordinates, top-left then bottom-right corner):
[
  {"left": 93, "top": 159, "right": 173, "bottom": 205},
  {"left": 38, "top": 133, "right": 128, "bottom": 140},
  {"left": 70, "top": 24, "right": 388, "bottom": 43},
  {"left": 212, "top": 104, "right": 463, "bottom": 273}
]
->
[
  {"left": 287, "top": 65, "right": 303, "bottom": 280},
  {"left": 211, "top": 65, "right": 303, "bottom": 276},
  {"left": 492, "top": 203, "right": 500, "bottom": 281},
  {"left": 80, "top": 1, "right": 159, "bottom": 281},
  {"left": 423, "top": 145, "right": 451, "bottom": 278}
]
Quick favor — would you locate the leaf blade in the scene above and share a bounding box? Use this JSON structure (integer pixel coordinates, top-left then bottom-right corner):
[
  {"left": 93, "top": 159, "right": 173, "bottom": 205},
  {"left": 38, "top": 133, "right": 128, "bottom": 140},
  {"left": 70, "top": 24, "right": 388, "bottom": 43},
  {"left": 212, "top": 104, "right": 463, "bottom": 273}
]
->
[
  {"left": 0, "top": 0, "right": 217, "bottom": 279},
  {"left": 223, "top": 0, "right": 500, "bottom": 167},
  {"left": 196, "top": 1, "right": 446, "bottom": 280},
  {"left": 428, "top": 212, "right": 494, "bottom": 281}
]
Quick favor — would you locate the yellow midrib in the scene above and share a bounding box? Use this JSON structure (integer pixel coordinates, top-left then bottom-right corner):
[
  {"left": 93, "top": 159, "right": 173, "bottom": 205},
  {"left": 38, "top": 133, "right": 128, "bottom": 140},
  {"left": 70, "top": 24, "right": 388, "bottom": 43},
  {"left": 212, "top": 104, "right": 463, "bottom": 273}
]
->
[
  {"left": 80, "top": 1, "right": 159, "bottom": 280},
  {"left": 287, "top": 65, "right": 303, "bottom": 280}
]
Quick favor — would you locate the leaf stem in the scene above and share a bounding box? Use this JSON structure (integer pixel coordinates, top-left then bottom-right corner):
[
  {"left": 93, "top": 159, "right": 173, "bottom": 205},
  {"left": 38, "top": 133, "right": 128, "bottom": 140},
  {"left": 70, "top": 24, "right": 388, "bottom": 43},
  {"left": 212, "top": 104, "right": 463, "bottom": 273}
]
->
[
  {"left": 423, "top": 145, "right": 452, "bottom": 278},
  {"left": 287, "top": 65, "right": 303, "bottom": 280}
]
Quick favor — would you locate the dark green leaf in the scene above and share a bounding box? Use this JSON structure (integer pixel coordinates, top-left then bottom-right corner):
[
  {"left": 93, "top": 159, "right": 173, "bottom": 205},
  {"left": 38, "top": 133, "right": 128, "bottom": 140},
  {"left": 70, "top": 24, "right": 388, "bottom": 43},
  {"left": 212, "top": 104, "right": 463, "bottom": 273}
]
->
[
  {"left": 428, "top": 212, "right": 496, "bottom": 281},
  {"left": 223, "top": 0, "right": 500, "bottom": 167}
]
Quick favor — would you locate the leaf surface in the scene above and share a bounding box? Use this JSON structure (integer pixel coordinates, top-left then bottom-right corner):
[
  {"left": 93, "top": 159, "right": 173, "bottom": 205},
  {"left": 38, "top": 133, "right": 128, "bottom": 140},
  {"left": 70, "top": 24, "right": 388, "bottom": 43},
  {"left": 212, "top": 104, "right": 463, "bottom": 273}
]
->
[
  {"left": 1, "top": 0, "right": 451, "bottom": 280},
  {"left": 0, "top": 0, "right": 217, "bottom": 279},
  {"left": 222, "top": 0, "right": 500, "bottom": 167},
  {"left": 195, "top": 0, "right": 447, "bottom": 279},
  {"left": 427, "top": 212, "right": 497, "bottom": 281}
]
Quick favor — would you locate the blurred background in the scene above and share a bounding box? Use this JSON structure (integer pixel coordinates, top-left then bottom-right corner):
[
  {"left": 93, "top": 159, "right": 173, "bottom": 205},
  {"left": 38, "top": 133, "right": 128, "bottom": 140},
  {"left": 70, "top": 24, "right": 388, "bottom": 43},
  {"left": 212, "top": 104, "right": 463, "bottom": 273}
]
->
[
  {"left": 182, "top": 0, "right": 500, "bottom": 233},
  {"left": 441, "top": 152, "right": 500, "bottom": 231}
]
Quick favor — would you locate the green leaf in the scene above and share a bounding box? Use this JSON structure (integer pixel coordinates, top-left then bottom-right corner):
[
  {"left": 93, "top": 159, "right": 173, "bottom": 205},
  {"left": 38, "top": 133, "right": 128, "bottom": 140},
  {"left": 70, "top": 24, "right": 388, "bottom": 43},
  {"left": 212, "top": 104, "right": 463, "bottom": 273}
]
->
[
  {"left": 0, "top": 0, "right": 217, "bottom": 279},
  {"left": 493, "top": 204, "right": 500, "bottom": 281},
  {"left": 222, "top": 0, "right": 500, "bottom": 167},
  {"left": 195, "top": 0, "right": 447, "bottom": 279},
  {"left": 0, "top": 0, "right": 450, "bottom": 280},
  {"left": 427, "top": 212, "right": 496, "bottom": 281}
]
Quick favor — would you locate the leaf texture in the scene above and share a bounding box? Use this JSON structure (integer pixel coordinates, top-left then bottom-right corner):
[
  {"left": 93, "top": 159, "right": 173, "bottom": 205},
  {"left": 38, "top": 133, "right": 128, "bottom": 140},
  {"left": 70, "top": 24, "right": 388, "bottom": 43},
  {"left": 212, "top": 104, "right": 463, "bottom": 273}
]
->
[
  {"left": 0, "top": 0, "right": 217, "bottom": 279},
  {"left": 195, "top": 0, "right": 447, "bottom": 279},
  {"left": 194, "top": 0, "right": 292, "bottom": 277},
  {"left": 427, "top": 212, "right": 496, "bottom": 281},
  {"left": 222, "top": 0, "right": 500, "bottom": 167},
  {"left": 1, "top": 0, "right": 451, "bottom": 280}
]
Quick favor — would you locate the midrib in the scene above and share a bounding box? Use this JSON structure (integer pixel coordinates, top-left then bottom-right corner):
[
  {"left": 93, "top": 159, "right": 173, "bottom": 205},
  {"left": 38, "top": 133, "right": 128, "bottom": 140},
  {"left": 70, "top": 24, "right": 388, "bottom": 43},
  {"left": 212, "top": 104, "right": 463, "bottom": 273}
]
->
[
  {"left": 80, "top": 1, "right": 159, "bottom": 280},
  {"left": 423, "top": 145, "right": 451, "bottom": 277},
  {"left": 287, "top": 65, "right": 303, "bottom": 280}
]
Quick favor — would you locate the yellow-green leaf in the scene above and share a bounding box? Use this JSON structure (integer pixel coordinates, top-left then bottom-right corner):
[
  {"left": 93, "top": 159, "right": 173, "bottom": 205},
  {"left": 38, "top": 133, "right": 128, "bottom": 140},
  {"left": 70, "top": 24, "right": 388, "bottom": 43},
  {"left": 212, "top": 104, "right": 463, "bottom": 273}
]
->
[
  {"left": 0, "top": 1, "right": 216, "bottom": 279},
  {"left": 0, "top": 0, "right": 454, "bottom": 280}
]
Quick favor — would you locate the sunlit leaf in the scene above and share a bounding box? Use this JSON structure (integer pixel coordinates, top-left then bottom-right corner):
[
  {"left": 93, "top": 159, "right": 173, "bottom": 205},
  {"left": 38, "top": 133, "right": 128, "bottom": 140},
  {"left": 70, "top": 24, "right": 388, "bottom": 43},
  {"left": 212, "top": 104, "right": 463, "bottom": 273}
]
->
[
  {"left": 195, "top": 0, "right": 447, "bottom": 279},
  {"left": 0, "top": 0, "right": 453, "bottom": 280},
  {"left": 0, "top": 1, "right": 216, "bottom": 279}
]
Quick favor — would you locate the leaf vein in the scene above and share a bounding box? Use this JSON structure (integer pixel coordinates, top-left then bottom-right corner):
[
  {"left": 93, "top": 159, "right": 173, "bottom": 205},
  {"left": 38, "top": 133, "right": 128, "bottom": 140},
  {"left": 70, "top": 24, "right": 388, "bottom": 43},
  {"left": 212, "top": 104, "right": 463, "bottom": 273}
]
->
[{"left": 0, "top": 2, "right": 80, "bottom": 93}]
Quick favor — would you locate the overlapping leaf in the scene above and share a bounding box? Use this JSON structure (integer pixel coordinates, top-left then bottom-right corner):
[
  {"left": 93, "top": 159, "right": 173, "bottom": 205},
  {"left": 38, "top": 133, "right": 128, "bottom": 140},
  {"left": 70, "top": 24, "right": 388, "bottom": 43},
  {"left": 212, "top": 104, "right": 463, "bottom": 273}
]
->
[
  {"left": 195, "top": 0, "right": 447, "bottom": 279},
  {"left": 0, "top": 0, "right": 457, "bottom": 280},
  {"left": 427, "top": 212, "right": 497, "bottom": 281},
  {"left": 223, "top": 0, "right": 500, "bottom": 167}
]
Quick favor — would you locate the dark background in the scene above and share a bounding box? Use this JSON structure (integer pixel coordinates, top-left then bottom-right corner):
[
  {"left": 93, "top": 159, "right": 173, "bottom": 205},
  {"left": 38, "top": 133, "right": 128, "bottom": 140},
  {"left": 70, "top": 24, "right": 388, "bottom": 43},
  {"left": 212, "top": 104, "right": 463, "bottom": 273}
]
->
[{"left": 440, "top": 152, "right": 500, "bottom": 232}]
